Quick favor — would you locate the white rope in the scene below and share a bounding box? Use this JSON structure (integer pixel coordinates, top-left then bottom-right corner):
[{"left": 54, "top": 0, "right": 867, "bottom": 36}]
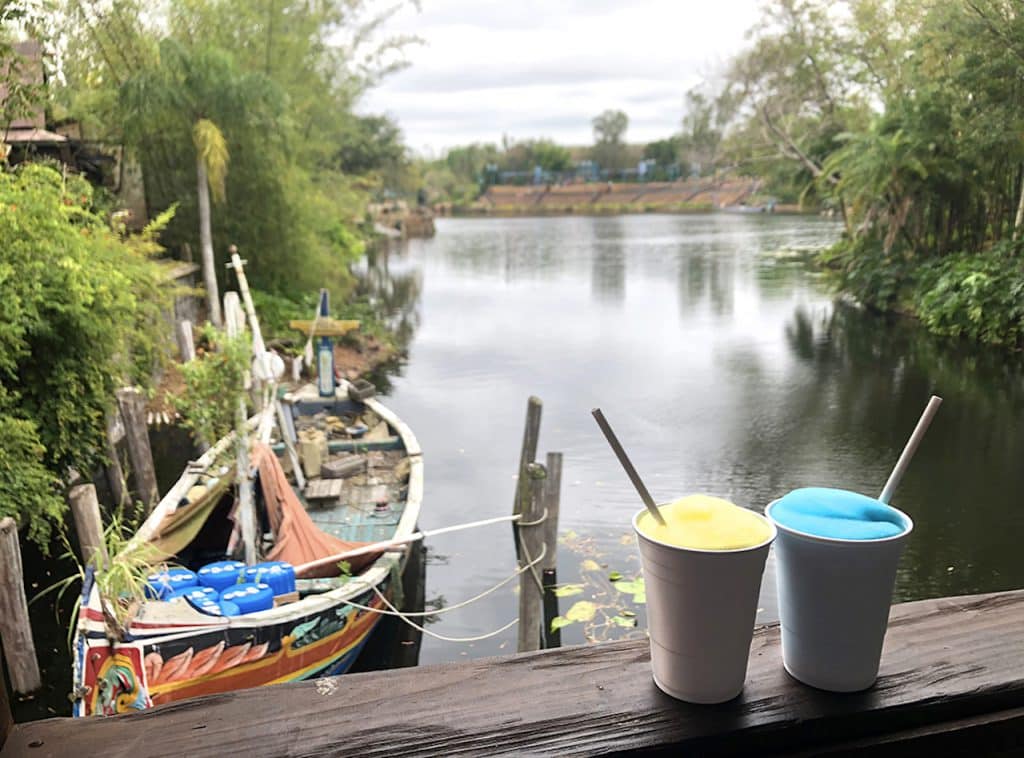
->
[
  {"left": 337, "top": 543, "right": 547, "bottom": 643},
  {"left": 372, "top": 585, "right": 519, "bottom": 643},
  {"left": 516, "top": 507, "right": 547, "bottom": 527}
]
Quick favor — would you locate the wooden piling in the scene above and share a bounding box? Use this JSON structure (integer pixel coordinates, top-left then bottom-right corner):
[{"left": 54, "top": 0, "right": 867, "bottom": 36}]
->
[
  {"left": 512, "top": 396, "right": 542, "bottom": 559},
  {"left": 116, "top": 387, "right": 158, "bottom": 511},
  {"left": 68, "top": 484, "right": 108, "bottom": 568},
  {"left": 0, "top": 653, "right": 11, "bottom": 751},
  {"left": 517, "top": 462, "right": 547, "bottom": 653},
  {"left": 176, "top": 319, "right": 195, "bottom": 362},
  {"left": 541, "top": 452, "right": 562, "bottom": 649},
  {"left": 104, "top": 413, "right": 127, "bottom": 509},
  {"left": 0, "top": 518, "right": 40, "bottom": 694}
]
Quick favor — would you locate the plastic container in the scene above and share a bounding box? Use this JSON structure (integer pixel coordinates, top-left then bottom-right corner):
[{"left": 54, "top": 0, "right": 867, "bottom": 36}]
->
[
  {"left": 220, "top": 582, "right": 275, "bottom": 614},
  {"left": 766, "top": 498, "right": 913, "bottom": 692},
  {"left": 198, "top": 560, "right": 246, "bottom": 592},
  {"left": 146, "top": 568, "right": 198, "bottom": 600},
  {"left": 167, "top": 586, "right": 218, "bottom": 603},
  {"left": 243, "top": 562, "right": 296, "bottom": 596},
  {"left": 633, "top": 506, "right": 775, "bottom": 704}
]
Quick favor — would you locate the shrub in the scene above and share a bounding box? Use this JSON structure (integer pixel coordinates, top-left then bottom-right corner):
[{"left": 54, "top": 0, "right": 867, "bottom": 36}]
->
[{"left": 0, "top": 163, "right": 173, "bottom": 547}]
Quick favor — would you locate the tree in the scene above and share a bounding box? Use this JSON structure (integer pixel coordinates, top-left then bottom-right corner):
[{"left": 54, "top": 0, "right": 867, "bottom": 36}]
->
[
  {"left": 60, "top": 0, "right": 416, "bottom": 299},
  {"left": 591, "top": 109, "right": 629, "bottom": 171},
  {"left": 0, "top": 164, "right": 172, "bottom": 547},
  {"left": 643, "top": 136, "right": 680, "bottom": 167}
]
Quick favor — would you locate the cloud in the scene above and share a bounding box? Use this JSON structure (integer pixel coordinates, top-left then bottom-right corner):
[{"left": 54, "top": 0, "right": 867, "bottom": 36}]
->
[{"left": 359, "top": 0, "right": 763, "bottom": 151}]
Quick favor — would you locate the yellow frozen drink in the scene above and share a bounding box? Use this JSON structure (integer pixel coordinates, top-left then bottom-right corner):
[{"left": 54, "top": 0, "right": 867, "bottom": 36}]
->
[{"left": 636, "top": 494, "right": 772, "bottom": 550}]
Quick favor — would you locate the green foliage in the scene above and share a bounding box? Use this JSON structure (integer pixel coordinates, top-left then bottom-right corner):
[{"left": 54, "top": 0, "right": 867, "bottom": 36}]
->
[
  {"left": 913, "top": 245, "right": 1024, "bottom": 347},
  {"left": 59, "top": 1, "right": 416, "bottom": 299},
  {"left": 174, "top": 325, "right": 250, "bottom": 444},
  {"left": 591, "top": 109, "right": 630, "bottom": 170},
  {"left": 0, "top": 407, "right": 63, "bottom": 547},
  {"left": 0, "top": 163, "right": 173, "bottom": 547}
]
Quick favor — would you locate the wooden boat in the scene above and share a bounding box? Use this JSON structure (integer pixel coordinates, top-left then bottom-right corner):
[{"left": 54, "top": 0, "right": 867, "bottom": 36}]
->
[{"left": 72, "top": 382, "right": 422, "bottom": 716}]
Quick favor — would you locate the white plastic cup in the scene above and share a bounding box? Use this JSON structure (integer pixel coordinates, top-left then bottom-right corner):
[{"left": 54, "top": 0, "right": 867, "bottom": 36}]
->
[
  {"left": 633, "top": 507, "right": 775, "bottom": 704},
  {"left": 765, "top": 499, "right": 913, "bottom": 692}
]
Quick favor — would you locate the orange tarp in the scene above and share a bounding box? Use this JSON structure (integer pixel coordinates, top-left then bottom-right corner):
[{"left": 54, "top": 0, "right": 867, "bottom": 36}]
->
[{"left": 252, "top": 444, "right": 381, "bottom": 578}]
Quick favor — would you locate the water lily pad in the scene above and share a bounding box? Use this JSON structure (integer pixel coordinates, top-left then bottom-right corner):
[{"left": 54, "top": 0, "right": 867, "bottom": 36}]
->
[
  {"left": 566, "top": 600, "right": 598, "bottom": 622},
  {"left": 613, "top": 578, "right": 646, "bottom": 604},
  {"left": 550, "top": 616, "right": 573, "bottom": 632},
  {"left": 608, "top": 571, "right": 623, "bottom": 581},
  {"left": 610, "top": 615, "right": 637, "bottom": 628},
  {"left": 553, "top": 584, "right": 585, "bottom": 598},
  {"left": 579, "top": 559, "right": 601, "bottom": 572}
]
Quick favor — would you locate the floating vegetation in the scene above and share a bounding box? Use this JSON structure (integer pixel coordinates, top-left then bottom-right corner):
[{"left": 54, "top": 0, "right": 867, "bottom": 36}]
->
[{"left": 550, "top": 529, "right": 648, "bottom": 643}]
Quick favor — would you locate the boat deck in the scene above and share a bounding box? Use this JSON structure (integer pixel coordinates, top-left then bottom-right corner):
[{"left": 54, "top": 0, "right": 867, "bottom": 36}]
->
[{"left": 6, "top": 589, "right": 1023, "bottom": 756}]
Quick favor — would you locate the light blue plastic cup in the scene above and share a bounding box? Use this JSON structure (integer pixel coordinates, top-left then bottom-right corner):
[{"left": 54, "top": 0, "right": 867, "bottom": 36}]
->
[{"left": 766, "top": 498, "right": 913, "bottom": 692}]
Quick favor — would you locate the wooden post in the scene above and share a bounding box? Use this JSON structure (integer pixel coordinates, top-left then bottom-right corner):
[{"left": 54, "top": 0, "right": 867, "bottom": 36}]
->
[
  {"left": 0, "top": 518, "right": 40, "bottom": 694},
  {"left": 0, "top": 651, "right": 11, "bottom": 751},
  {"left": 542, "top": 451, "right": 563, "bottom": 649},
  {"left": 68, "top": 484, "right": 108, "bottom": 568},
  {"left": 116, "top": 387, "right": 158, "bottom": 511},
  {"left": 512, "top": 396, "right": 542, "bottom": 560},
  {"left": 104, "top": 413, "right": 126, "bottom": 509},
  {"left": 517, "top": 462, "right": 547, "bottom": 653},
  {"left": 176, "top": 319, "right": 195, "bottom": 362},
  {"left": 224, "top": 288, "right": 257, "bottom": 565}
]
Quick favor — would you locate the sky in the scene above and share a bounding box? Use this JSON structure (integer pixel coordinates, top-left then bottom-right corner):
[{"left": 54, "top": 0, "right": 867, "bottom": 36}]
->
[{"left": 359, "top": 0, "right": 765, "bottom": 155}]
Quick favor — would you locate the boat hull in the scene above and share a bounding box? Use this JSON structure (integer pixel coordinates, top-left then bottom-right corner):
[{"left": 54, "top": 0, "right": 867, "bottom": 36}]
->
[{"left": 74, "top": 576, "right": 396, "bottom": 716}]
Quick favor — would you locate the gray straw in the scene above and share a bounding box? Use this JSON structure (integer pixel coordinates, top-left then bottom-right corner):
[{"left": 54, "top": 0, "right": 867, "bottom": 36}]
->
[
  {"left": 592, "top": 408, "right": 667, "bottom": 526},
  {"left": 879, "top": 395, "right": 943, "bottom": 504}
]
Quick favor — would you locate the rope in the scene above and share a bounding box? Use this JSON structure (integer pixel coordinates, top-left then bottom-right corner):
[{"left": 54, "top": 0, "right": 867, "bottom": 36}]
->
[
  {"left": 338, "top": 543, "right": 547, "bottom": 643},
  {"left": 516, "top": 507, "right": 547, "bottom": 527}
]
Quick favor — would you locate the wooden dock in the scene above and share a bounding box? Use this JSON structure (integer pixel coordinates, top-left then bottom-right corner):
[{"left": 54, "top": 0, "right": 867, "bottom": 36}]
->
[{"left": 4, "top": 590, "right": 1024, "bottom": 756}]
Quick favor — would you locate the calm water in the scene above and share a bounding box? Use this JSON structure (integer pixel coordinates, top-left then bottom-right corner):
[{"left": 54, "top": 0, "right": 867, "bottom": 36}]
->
[
  {"left": 18, "top": 212, "right": 1024, "bottom": 719},
  {"left": 362, "top": 213, "right": 1024, "bottom": 662}
]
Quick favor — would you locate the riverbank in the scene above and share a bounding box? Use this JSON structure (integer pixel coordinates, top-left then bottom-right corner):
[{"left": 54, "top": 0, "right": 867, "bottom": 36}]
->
[
  {"left": 819, "top": 236, "right": 1024, "bottom": 351},
  {"left": 443, "top": 177, "right": 808, "bottom": 217}
]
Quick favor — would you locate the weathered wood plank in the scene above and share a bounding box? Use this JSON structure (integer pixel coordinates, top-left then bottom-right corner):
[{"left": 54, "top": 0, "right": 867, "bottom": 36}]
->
[
  {"left": 4, "top": 591, "right": 1024, "bottom": 757},
  {"left": 0, "top": 519, "right": 40, "bottom": 695},
  {"left": 115, "top": 387, "right": 158, "bottom": 511},
  {"left": 67, "top": 484, "right": 107, "bottom": 568}
]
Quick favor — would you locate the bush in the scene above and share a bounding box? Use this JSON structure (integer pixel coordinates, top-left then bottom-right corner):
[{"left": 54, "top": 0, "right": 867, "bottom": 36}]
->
[
  {"left": 0, "top": 163, "right": 173, "bottom": 547},
  {"left": 913, "top": 243, "right": 1024, "bottom": 347}
]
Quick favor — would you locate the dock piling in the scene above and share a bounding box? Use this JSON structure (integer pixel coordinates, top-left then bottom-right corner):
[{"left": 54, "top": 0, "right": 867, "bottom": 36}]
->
[
  {"left": 104, "top": 413, "right": 127, "bottom": 509},
  {"left": 68, "top": 484, "right": 108, "bottom": 568},
  {"left": 0, "top": 518, "right": 41, "bottom": 694},
  {"left": 512, "top": 396, "right": 542, "bottom": 559},
  {"left": 541, "top": 451, "right": 563, "bottom": 649},
  {"left": 517, "top": 462, "right": 547, "bottom": 653},
  {"left": 116, "top": 387, "right": 159, "bottom": 511},
  {"left": 176, "top": 319, "right": 195, "bottom": 362},
  {"left": 0, "top": 653, "right": 11, "bottom": 750}
]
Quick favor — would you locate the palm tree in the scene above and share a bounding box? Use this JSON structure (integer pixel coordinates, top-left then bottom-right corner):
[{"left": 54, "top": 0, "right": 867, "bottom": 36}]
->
[{"left": 120, "top": 41, "right": 261, "bottom": 327}]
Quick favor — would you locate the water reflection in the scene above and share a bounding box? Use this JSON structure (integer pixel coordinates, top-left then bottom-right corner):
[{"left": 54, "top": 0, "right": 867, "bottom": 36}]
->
[
  {"left": 362, "top": 214, "right": 1024, "bottom": 666},
  {"left": 591, "top": 217, "right": 626, "bottom": 303}
]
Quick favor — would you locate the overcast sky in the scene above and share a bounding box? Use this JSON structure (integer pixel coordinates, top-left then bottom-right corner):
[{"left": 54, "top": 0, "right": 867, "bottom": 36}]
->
[{"left": 359, "top": 0, "right": 764, "bottom": 155}]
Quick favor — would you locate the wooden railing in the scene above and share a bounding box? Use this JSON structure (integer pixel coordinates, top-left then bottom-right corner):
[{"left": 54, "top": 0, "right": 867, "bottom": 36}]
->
[{"left": 4, "top": 589, "right": 1024, "bottom": 756}]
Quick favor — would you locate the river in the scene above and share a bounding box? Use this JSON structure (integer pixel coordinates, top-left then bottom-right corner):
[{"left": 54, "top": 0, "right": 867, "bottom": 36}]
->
[
  {"left": 362, "top": 213, "right": 1024, "bottom": 662},
  {"left": 17, "top": 212, "right": 1024, "bottom": 719}
]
